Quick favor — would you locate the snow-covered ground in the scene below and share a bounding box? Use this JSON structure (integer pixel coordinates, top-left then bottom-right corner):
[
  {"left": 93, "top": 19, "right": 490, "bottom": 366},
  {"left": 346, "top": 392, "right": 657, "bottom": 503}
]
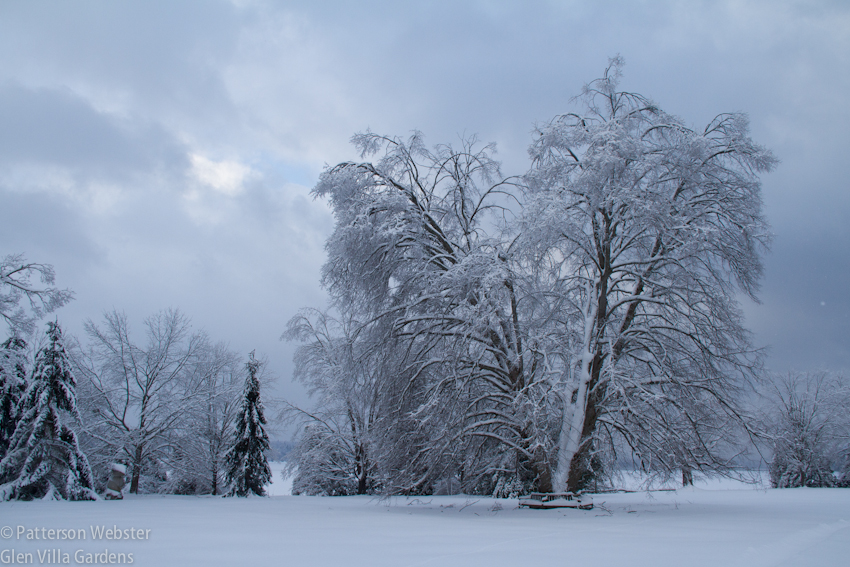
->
[
  {"left": 266, "top": 461, "right": 293, "bottom": 496},
  {"left": 1, "top": 468, "right": 847, "bottom": 566}
]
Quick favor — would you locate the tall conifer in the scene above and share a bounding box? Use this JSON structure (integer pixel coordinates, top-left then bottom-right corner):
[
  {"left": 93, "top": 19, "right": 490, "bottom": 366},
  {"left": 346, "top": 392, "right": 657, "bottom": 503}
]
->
[
  {"left": 224, "top": 352, "right": 271, "bottom": 497},
  {"left": 0, "top": 322, "right": 96, "bottom": 500},
  {"left": 0, "top": 336, "right": 27, "bottom": 461}
]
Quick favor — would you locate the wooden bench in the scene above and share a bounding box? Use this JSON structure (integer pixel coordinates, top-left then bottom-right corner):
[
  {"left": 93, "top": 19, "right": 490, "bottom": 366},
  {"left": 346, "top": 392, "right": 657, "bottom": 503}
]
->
[{"left": 518, "top": 491, "right": 593, "bottom": 510}]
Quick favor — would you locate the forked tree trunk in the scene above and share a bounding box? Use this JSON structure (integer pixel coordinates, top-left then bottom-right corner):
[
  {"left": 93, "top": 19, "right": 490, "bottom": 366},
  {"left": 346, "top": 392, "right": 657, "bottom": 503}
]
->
[
  {"left": 555, "top": 287, "right": 607, "bottom": 493},
  {"left": 554, "top": 354, "right": 593, "bottom": 492},
  {"left": 566, "top": 388, "right": 602, "bottom": 493}
]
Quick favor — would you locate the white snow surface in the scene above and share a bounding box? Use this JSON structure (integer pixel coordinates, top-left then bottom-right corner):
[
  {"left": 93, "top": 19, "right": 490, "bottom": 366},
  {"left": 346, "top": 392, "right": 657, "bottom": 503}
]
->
[
  {"left": 266, "top": 461, "right": 292, "bottom": 496},
  {"left": 1, "top": 468, "right": 847, "bottom": 566}
]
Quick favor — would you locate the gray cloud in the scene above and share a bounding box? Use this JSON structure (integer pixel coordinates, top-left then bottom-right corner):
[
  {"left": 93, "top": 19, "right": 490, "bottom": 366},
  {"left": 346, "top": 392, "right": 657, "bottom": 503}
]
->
[
  {"left": 0, "top": 190, "right": 103, "bottom": 271},
  {"left": 1, "top": 0, "right": 848, "bottom": 430},
  {"left": 0, "top": 83, "right": 185, "bottom": 175},
  {"left": 746, "top": 229, "right": 850, "bottom": 374}
]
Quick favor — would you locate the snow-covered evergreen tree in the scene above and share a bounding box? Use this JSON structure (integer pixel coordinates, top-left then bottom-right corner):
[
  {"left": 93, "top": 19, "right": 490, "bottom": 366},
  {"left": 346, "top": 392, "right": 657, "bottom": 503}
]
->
[
  {"left": 224, "top": 352, "right": 271, "bottom": 497},
  {"left": 0, "top": 322, "right": 96, "bottom": 500},
  {"left": 0, "top": 336, "right": 28, "bottom": 461}
]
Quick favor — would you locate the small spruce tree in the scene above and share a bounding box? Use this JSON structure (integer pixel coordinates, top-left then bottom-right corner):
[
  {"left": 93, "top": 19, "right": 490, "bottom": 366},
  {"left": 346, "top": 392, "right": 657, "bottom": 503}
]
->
[
  {"left": 224, "top": 351, "right": 271, "bottom": 497},
  {"left": 0, "top": 322, "right": 96, "bottom": 500},
  {"left": 0, "top": 336, "right": 28, "bottom": 461}
]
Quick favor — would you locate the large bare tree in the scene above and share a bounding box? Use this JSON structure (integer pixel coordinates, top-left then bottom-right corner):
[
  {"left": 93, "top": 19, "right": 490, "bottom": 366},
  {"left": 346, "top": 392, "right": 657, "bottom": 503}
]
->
[
  {"left": 166, "top": 341, "right": 242, "bottom": 495},
  {"left": 297, "top": 132, "right": 551, "bottom": 494},
  {"left": 289, "top": 60, "right": 776, "bottom": 496},
  {"left": 522, "top": 57, "right": 777, "bottom": 491},
  {"left": 76, "top": 309, "right": 208, "bottom": 493}
]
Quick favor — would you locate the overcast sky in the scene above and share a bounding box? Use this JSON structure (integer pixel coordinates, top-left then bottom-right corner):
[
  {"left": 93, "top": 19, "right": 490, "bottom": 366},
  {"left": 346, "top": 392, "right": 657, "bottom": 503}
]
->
[{"left": 1, "top": 0, "right": 848, "bottom": 422}]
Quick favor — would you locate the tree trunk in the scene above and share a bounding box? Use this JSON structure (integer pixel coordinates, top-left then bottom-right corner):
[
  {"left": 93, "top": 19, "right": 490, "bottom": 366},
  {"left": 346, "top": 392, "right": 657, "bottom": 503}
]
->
[
  {"left": 566, "top": 374, "right": 604, "bottom": 493},
  {"left": 682, "top": 467, "right": 693, "bottom": 487},
  {"left": 355, "top": 441, "right": 368, "bottom": 495},
  {"left": 554, "top": 284, "right": 605, "bottom": 493},
  {"left": 554, "top": 359, "right": 592, "bottom": 491},
  {"left": 531, "top": 445, "right": 553, "bottom": 493},
  {"left": 130, "top": 444, "right": 143, "bottom": 494},
  {"left": 357, "top": 467, "right": 368, "bottom": 495}
]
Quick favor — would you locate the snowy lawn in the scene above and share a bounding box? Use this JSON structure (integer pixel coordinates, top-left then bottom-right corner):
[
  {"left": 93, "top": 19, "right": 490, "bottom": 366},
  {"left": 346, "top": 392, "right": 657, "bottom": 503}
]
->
[{"left": 1, "top": 469, "right": 847, "bottom": 566}]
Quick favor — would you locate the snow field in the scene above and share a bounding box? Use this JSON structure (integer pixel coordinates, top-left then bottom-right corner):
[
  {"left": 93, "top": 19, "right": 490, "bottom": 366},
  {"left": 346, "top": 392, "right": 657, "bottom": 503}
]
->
[
  {"left": 266, "top": 461, "right": 292, "bottom": 496},
  {"left": 1, "top": 471, "right": 847, "bottom": 567}
]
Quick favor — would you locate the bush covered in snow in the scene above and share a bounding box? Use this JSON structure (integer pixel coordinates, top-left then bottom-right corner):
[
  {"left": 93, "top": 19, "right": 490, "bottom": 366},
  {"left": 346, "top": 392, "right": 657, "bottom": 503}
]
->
[{"left": 763, "top": 372, "right": 849, "bottom": 488}]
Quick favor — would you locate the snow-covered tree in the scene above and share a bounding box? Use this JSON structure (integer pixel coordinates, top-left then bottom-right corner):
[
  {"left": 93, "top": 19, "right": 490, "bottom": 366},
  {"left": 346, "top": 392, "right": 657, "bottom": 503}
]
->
[
  {"left": 1, "top": 254, "right": 73, "bottom": 337},
  {"left": 307, "top": 132, "right": 552, "bottom": 494},
  {"left": 164, "top": 343, "right": 242, "bottom": 495},
  {"left": 0, "top": 322, "right": 96, "bottom": 500},
  {"left": 285, "top": 309, "right": 403, "bottom": 495},
  {"left": 290, "top": 59, "right": 777, "bottom": 496},
  {"left": 0, "top": 336, "right": 27, "bottom": 461},
  {"left": 285, "top": 310, "right": 368, "bottom": 495},
  {"left": 1, "top": 254, "right": 71, "bottom": 463},
  {"left": 75, "top": 309, "right": 208, "bottom": 493},
  {"left": 764, "top": 372, "right": 848, "bottom": 488},
  {"left": 225, "top": 352, "right": 271, "bottom": 497},
  {"left": 521, "top": 57, "right": 777, "bottom": 491},
  {"left": 840, "top": 455, "right": 850, "bottom": 488}
]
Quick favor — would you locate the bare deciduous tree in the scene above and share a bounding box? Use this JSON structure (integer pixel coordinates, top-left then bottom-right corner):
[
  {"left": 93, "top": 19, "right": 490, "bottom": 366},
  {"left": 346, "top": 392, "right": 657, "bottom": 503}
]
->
[
  {"left": 1, "top": 254, "right": 73, "bottom": 337},
  {"left": 306, "top": 132, "right": 551, "bottom": 494},
  {"left": 164, "top": 342, "right": 242, "bottom": 495},
  {"left": 762, "top": 372, "right": 849, "bottom": 488},
  {"left": 522, "top": 57, "right": 777, "bottom": 491},
  {"left": 284, "top": 309, "right": 388, "bottom": 495},
  {"left": 76, "top": 309, "right": 208, "bottom": 493},
  {"left": 288, "top": 59, "right": 777, "bottom": 497}
]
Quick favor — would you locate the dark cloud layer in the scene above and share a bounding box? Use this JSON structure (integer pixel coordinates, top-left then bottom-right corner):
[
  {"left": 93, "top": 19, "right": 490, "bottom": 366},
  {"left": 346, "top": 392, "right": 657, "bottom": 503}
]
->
[
  {"left": 747, "top": 229, "right": 850, "bottom": 373},
  {"left": 0, "top": 84, "right": 185, "bottom": 175},
  {"left": 1, "top": 0, "right": 848, "bottom": 422}
]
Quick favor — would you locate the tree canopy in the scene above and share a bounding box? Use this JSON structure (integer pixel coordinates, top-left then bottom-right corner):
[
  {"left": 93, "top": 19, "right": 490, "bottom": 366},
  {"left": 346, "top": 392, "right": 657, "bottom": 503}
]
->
[{"left": 286, "top": 59, "right": 777, "bottom": 495}]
